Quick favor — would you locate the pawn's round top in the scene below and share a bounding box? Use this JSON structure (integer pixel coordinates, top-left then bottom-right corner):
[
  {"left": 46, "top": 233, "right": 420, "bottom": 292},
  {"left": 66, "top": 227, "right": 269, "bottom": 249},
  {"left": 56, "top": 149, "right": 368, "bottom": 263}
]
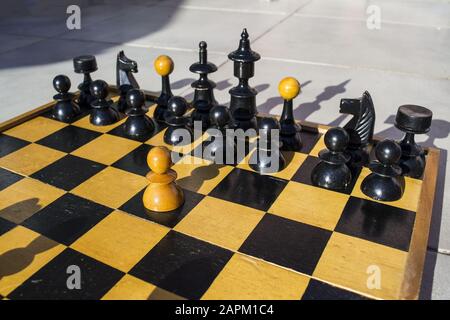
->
[
  {"left": 210, "top": 105, "right": 231, "bottom": 128},
  {"left": 147, "top": 146, "right": 172, "bottom": 174},
  {"left": 199, "top": 41, "right": 207, "bottom": 49},
  {"left": 259, "top": 117, "right": 280, "bottom": 131},
  {"left": 324, "top": 127, "right": 349, "bottom": 152},
  {"left": 154, "top": 55, "right": 174, "bottom": 77},
  {"left": 375, "top": 139, "right": 402, "bottom": 165},
  {"left": 73, "top": 55, "right": 98, "bottom": 74},
  {"left": 53, "top": 75, "right": 71, "bottom": 93},
  {"left": 126, "top": 89, "right": 145, "bottom": 109},
  {"left": 168, "top": 96, "right": 188, "bottom": 117},
  {"left": 278, "top": 77, "right": 301, "bottom": 101},
  {"left": 90, "top": 80, "right": 109, "bottom": 99},
  {"left": 395, "top": 104, "right": 433, "bottom": 134}
]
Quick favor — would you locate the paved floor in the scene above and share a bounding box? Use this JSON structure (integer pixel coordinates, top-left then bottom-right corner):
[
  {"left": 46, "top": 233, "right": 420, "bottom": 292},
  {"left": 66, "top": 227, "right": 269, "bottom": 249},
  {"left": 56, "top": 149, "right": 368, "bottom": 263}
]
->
[{"left": 0, "top": 0, "right": 449, "bottom": 299}]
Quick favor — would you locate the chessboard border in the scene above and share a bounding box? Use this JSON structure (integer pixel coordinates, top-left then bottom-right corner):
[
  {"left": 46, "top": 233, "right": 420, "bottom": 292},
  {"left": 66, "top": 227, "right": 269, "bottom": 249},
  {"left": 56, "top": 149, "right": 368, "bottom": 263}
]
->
[{"left": 0, "top": 88, "right": 440, "bottom": 300}]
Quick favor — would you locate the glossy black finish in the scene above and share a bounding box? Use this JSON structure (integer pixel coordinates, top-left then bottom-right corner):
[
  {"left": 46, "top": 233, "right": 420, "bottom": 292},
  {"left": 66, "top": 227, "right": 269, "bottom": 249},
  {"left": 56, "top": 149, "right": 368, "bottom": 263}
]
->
[
  {"left": 23, "top": 193, "right": 112, "bottom": 245},
  {"left": 0, "top": 216, "right": 15, "bottom": 236},
  {"left": 36, "top": 126, "right": 101, "bottom": 153},
  {"left": 9, "top": 248, "right": 123, "bottom": 300},
  {"left": 228, "top": 29, "right": 260, "bottom": 130},
  {"left": 112, "top": 144, "right": 153, "bottom": 176},
  {"left": 239, "top": 214, "right": 332, "bottom": 275},
  {"left": 362, "top": 139, "right": 405, "bottom": 201},
  {"left": 190, "top": 99, "right": 212, "bottom": 130},
  {"left": 164, "top": 96, "right": 192, "bottom": 145},
  {"left": 123, "top": 89, "right": 155, "bottom": 139},
  {"left": 73, "top": 55, "right": 97, "bottom": 109},
  {"left": 0, "top": 167, "right": 23, "bottom": 191},
  {"left": 311, "top": 128, "right": 352, "bottom": 191},
  {"left": 31, "top": 154, "right": 106, "bottom": 191},
  {"left": 116, "top": 51, "right": 139, "bottom": 112},
  {"left": 154, "top": 75, "right": 173, "bottom": 123},
  {"left": 302, "top": 279, "right": 369, "bottom": 300},
  {"left": 336, "top": 197, "right": 415, "bottom": 251},
  {"left": 395, "top": 105, "right": 432, "bottom": 179},
  {"left": 0, "top": 134, "right": 29, "bottom": 157},
  {"left": 190, "top": 41, "right": 218, "bottom": 109},
  {"left": 51, "top": 75, "right": 81, "bottom": 123},
  {"left": 89, "top": 80, "right": 120, "bottom": 126},
  {"left": 129, "top": 231, "right": 233, "bottom": 299},
  {"left": 209, "top": 168, "right": 287, "bottom": 211},
  {"left": 280, "top": 99, "right": 302, "bottom": 151},
  {"left": 120, "top": 188, "right": 204, "bottom": 228}
]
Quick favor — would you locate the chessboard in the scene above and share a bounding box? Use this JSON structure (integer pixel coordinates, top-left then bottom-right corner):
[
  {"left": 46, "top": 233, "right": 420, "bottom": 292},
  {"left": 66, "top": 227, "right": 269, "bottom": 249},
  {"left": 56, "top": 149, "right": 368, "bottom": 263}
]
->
[{"left": 0, "top": 88, "right": 439, "bottom": 300}]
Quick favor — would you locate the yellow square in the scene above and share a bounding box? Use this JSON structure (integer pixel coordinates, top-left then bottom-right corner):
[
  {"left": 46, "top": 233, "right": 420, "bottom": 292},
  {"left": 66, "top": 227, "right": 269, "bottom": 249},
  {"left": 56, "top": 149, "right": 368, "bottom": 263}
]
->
[
  {"left": 173, "top": 155, "right": 234, "bottom": 195},
  {"left": 351, "top": 167, "right": 422, "bottom": 212},
  {"left": 72, "top": 210, "right": 169, "bottom": 272},
  {"left": 0, "top": 178, "right": 65, "bottom": 223},
  {"left": 71, "top": 167, "right": 147, "bottom": 208},
  {"left": 174, "top": 197, "right": 265, "bottom": 250},
  {"left": 0, "top": 226, "right": 65, "bottom": 296},
  {"left": 309, "top": 135, "right": 325, "bottom": 157},
  {"left": 4, "top": 116, "right": 67, "bottom": 142},
  {"left": 71, "top": 134, "right": 140, "bottom": 165},
  {"left": 146, "top": 104, "right": 157, "bottom": 118},
  {"left": 269, "top": 181, "right": 349, "bottom": 231},
  {"left": 313, "top": 232, "right": 407, "bottom": 299},
  {"left": 202, "top": 253, "right": 310, "bottom": 300},
  {"left": 237, "top": 151, "right": 307, "bottom": 180},
  {"left": 0, "top": 143, "right": 65, "bottom": 176},
  {"left": 102, "top": 274, "right": 156, "bottom": 300},
  {"left": 72, "top": 115, "right": 125, "bottom": 133},
  {"left": 145, "top": 128, "right": 205, "bottom": 154}
]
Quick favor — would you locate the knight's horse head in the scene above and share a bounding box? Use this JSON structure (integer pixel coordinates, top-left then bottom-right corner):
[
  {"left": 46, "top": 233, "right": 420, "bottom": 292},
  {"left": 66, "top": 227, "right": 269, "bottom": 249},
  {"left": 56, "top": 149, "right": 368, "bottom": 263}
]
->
[{"left": 118, "top": 50, "right": 138, "bottom": 73}]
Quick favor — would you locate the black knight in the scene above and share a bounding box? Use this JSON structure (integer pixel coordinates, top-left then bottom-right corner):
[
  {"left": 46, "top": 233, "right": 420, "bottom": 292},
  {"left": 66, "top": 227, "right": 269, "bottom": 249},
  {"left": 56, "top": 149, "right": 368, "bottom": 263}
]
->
[{"left": 116, "top": 50, "right": 140, "bottom": 112}]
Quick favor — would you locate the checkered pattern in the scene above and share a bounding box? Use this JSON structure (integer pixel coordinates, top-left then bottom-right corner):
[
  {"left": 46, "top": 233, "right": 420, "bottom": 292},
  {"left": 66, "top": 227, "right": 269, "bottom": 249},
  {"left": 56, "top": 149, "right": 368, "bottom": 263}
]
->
[{"left": 0, "top": 98, "right": 424, "bottom": 300}]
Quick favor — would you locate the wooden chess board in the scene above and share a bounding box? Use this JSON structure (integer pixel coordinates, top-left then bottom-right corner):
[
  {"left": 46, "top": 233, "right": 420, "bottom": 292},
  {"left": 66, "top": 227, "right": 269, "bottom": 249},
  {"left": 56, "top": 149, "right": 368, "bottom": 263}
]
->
[{"left": 0, "top": 89, "right": 439, "bottom": 300}]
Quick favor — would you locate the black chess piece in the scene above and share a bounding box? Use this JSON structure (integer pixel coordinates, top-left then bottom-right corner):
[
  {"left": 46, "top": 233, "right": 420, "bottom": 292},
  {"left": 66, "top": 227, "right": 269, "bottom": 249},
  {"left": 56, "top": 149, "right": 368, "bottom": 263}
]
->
[
  {"left": 191, "top": 99, "right": 212, "bottom": 131},
  {"left": 395, "top": 105, "right": 433, "bottom": 179},
  {"left": 51, "top": 75, "right": 80, "bottom": 123},
  {"left": 203, "top": 105, "right": 236, "bottom": 164},
  {"left": 89, "top": 80, "right": 120, "bottom": 126},
  {"left": 73, "top": 55, "right": 98, "bottom": 110},
  {"left": 361, "top": 139, "right": 405, "bottom": 201},
  {"left": 154, "top": 55, "right": 174, "bottom": 123},
  {"left": 311, "top": 127, "right": 352, "bottom": 191},
  {"left": 339, "top": 91, "right": 376, "bottom": 167},
  {"left": 190, "top": 41, "right": 218, "bottom": 108},
  {"left": 116, "top": 51, "right": 140, "bottom": 112},
  {"left": 164, "top": 96, "right": 193, "bottom": 146},
  {"left": 278, "top": 77, "right": 302, "bottom": 151},
  {"left": 123, "top": 89, "right": 155, "bottom": 139},
  {"left": 228, "top": 28, "right": 261, "bottom": 130},
  {"left": 249, "top": 117, "right": 286, "bottom": 174}
]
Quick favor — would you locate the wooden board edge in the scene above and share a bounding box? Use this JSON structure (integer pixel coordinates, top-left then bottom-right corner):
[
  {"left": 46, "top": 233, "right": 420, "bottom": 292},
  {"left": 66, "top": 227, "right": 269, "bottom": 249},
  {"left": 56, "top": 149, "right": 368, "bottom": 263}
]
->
[{"left": 399, "top": 147, "right": 440, "bottom": 299}]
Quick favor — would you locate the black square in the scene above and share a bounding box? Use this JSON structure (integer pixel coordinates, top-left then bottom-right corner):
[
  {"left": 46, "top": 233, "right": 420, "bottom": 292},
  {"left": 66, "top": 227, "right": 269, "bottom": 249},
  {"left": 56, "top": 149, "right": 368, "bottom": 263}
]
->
[
  {"left": 0, "top": 216, "right": 15, "bottom": 236},
  {"left": 302, "top": 279, "right": 369, "bottom": 300},
  {"left": 108, "top": 120, "right": 163, "bottom": 143},
  {"left": 0, "top": 167, "right": 23, "bottom": 190},
  {"left": 129, "top": 231, "right": 233, "bottom": 300},
  {"left": 36, "top": 126, "right": 101, "bottom": 153},
  {"left": 291, "top": 155, "right": 361, "bottom": 195},
  {"left": 22, "top": 193, "right": 112, "bottom": 245},
  {"left": 335, "top": 197, "right": 416, "bottom": 251},
  {"left": 8, "top": 248, "right": 124, "bottom": 300},
  {"left": 30, "top": 155, "right": 106, "bottom": 191},
  {"left": 209, "top": 168, "right": 287, "bottom": 211},
  {"left": 112, "top": 144, "right": 153, "bottom": 176},
  {"left": 119, "top": 187, "right": 204, "bottom": 228},
  {"left": 239, "top": 214, "right": 331, "bottom": 275},
  {"left": 0, "top": 134, "right": 29, "bottom": 157},
  {"left": 299, "top": 130, "right": 322, "bottom": 154}
]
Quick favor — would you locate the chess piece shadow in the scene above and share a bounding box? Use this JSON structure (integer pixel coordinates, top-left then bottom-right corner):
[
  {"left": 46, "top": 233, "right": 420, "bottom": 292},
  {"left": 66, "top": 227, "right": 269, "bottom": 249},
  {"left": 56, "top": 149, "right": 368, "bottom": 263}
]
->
[
  {"left": 147, "top": 287, "right": 186, "bottom": 300},
  {"left": 0, "top": 198, "right": 41, "bottom": 224},
  {"left": 215, "top": 79, "right": 233, "bottom": 91},
  {"left": 177, "top": 164, "right": 224, "bottom": 193},
  {"left": 171, "top": 78, "right": 195, "bottom": 90}
]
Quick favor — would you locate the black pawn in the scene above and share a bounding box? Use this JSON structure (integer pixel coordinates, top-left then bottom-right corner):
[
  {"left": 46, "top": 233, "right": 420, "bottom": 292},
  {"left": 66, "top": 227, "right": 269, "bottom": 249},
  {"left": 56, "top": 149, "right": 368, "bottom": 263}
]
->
[
  {"left": 52, "top": 75, "right": 80, "bottom": 123},
  {"left": 164, "top": 96, "right": 193, "bottom": 146},
  {"left": 228, "top": 28, "right": 261, "bottom": 130},
  {"left": 123, "top": 89, "right": 155, "bottom": 139},
  {"left": 249, "top": 117, "right": 286, "bottom": 174},
  {"left": 311, "top": 127, "right": 352, "bottom": 191},
  {"left": 361, "top": 139, "right": 405, "bottom": 201},
  {"left": 89, "top": 80, "right": 120, "bottom": 126},
  {"left": 73, "top": 55, "right": 97, "bottom": 110},
  {"left": 203, "top": 105, "right": 236, "bottom": 164},
  {"left": 191, "top": 100, "right": 211, "bottom": 131},
  {"left": 395, "top": 105, "right": 432, "bottom": 179}
]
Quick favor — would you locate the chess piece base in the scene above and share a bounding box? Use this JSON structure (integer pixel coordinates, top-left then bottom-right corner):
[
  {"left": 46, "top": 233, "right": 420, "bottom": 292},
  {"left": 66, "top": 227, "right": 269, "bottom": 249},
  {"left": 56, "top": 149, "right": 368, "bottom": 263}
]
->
[
  {"left": 53, "top": 101, "right": 80, "bottom": 123},
  {"left": 280, "top": 133, "right": 302, "bottom": 152},
  {"left": 124, "top": 115, "right": 155, "bottom": 139},
  {"left": 90, "top": 108, "right": 120, "bottom": 126},
  {"left": 361, "top": 173, "right": 405, "bottom": 201},
  {"left": 249, "top": 149, "right": 286, "bottom": 174},
  {"left": 311, "top": 162, "right": 352, "bottom": 191},
  {"left": 143, "top": 170, "right": 184, "bottom": 212}
]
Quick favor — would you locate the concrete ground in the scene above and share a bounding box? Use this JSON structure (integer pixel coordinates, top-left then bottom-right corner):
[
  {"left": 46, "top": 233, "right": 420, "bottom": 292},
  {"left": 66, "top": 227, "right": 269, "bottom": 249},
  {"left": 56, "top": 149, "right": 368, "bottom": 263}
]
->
[{"left": 0, "top": 0, "right": 449, "bottom": 299}]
